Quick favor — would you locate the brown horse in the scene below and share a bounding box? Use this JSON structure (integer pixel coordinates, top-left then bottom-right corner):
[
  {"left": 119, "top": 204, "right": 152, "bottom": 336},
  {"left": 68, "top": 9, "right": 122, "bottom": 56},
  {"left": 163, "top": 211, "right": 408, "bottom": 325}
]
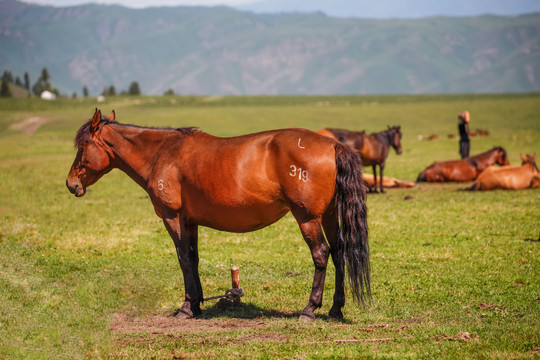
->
[
  {"left": 416, "top": 147, "right": 509, "bottom": 182},
  {"left": 362, "top": 174, "right": 415, "bottom": 189},
  {"left": 66, "top": 109, "right": 370, "bottom": 321},
  {"left": 318, "top": 127, "right": 403, "bottom": 193},
  {"left": 466, "top": 154, "right": 540, "bottom": 191}
]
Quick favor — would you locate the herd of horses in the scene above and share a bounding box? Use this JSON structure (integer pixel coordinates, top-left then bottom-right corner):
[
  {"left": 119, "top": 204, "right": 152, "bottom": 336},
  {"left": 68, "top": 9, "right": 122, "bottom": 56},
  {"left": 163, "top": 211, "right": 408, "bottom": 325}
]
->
[
  {"left": 317, "top": 126, "right": 539, "bottom": 192},
  {"left": 416, "top": 146, "right": 539, "bottom": 190},
  {"left": 66, "top": 109, "right": 538, "bottom": 321}
]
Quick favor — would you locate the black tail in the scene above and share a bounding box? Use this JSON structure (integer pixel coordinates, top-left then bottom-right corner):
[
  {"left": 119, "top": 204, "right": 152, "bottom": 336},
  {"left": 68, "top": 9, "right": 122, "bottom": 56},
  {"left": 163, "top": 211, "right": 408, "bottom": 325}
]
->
[{"left": 334, "top": 143, "right": 371, "bottom": 307}]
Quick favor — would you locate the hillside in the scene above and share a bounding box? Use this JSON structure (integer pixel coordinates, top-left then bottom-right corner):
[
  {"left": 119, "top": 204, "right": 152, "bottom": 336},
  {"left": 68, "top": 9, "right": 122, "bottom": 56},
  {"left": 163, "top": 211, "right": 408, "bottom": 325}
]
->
[{"left": 1, "top": 0, "right": 539, "bottom": 95}]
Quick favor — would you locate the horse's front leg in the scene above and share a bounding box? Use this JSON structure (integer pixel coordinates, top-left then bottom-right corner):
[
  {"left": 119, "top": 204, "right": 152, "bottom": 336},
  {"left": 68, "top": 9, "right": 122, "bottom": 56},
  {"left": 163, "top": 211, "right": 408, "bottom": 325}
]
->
[
  {"left": 379, "top": 163, "right": 386, "bottom": 193},
  {"left": 163, "top": 215, "right": 202, "bottom": 318},
  {"left": 296, "top": 218, "right": 330, "bottom": 322}
]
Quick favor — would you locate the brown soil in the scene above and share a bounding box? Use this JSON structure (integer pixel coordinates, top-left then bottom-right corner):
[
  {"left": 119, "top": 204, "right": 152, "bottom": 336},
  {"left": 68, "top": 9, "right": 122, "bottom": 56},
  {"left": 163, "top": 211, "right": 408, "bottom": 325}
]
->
[
  {"left": 110, "top": 313, "right": 268, "bottom": 335},
  {"left": 8, "top": 117, "right": 49, "bottom": 134}
]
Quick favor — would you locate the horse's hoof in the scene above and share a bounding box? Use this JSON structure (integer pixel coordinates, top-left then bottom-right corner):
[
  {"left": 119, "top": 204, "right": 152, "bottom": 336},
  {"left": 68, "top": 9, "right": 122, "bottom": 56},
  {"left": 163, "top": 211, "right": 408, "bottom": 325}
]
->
[
  {"left": 327, "top": 311, "right": 343, "bottom": 322},
  {"left": 299, "top": 314, "right": 315, "bottom": 322},
  {"left": 326, "top": 316, "right": 342, "bottom": 322}
]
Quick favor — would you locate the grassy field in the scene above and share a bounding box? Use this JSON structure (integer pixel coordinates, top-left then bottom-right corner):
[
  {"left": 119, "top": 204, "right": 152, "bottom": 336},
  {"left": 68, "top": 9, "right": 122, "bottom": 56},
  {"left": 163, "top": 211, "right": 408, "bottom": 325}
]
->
[{"left": 0, "top": 93, "right": 539, "bottom": 359}]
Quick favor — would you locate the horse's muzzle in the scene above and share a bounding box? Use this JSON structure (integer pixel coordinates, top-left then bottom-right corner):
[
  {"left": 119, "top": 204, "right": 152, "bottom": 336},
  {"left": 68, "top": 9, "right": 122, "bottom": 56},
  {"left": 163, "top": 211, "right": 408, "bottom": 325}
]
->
[{"left": 66, "top": 179, "right": 85, "bottom": 197}]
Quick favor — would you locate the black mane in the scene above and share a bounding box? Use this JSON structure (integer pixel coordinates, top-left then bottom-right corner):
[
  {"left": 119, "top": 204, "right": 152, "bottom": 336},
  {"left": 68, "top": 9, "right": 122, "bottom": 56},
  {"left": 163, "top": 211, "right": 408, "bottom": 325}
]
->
[{"left": 74, "top": 117, "right": 199, "bottom": 148}]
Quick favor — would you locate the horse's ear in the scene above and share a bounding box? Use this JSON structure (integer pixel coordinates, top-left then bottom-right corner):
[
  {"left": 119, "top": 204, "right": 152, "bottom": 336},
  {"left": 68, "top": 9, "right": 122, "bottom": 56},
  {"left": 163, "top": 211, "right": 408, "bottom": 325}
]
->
[
  {"left": 90, "top": 108, "right": 102, "bottom": 134},
  {"left": 107, "top": 110, "right": 116, "bottom": 122}
]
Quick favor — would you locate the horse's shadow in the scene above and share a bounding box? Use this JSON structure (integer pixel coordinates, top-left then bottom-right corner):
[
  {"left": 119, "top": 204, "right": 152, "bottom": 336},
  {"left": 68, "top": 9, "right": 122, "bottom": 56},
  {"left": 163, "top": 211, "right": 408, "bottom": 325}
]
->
[{"left": 177, "top": 302, "right": 341, "bottom": 322}]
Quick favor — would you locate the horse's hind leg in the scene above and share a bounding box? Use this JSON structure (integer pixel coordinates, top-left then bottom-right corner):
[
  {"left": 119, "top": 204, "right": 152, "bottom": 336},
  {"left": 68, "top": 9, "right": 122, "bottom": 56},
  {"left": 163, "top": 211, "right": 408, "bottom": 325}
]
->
[
  {"left": 293, "top": 214, "right": 330, "bottom": 322},
  {"left": 322, "top": 205, "right": 345, "bottom": 321},
  {"left": 371, "top": 165, "right": 378, "bottom": 193}
]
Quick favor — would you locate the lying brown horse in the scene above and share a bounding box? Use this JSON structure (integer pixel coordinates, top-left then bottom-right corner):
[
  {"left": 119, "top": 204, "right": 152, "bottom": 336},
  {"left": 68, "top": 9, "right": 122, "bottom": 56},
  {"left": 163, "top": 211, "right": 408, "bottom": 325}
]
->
[
  {"left": 318, "top": 126, "right": 403, "bottom": 193},
  {"left": 467, "top": 154, "right": 540, "bottom": 191},
  {"left": 416, "top": 147, "right": 509, "bottom": 182},
  {"left": 66, "top": 109, "right": 370, "bottom": 321},
  {"left": 362, "top": 174, "right": 415, "bottom": 188}
]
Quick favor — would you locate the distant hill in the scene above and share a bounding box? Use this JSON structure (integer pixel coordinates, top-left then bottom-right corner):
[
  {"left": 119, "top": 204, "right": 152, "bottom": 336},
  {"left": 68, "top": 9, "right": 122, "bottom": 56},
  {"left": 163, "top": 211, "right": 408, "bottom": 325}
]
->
[
  {"left": 239, "top": 0, "right": 540, "bottom": 19},
  {"left": 1, "top": 0, "right": 539, "bottom": 96}
]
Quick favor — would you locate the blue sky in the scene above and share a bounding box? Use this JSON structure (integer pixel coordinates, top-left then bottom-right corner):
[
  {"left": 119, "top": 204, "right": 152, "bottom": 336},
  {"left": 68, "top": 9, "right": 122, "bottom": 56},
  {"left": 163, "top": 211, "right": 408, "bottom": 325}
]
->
[
  {"left": 19, "top": 0, "right": 540, "bottom": 18},
  {"left": 23, "top": 0, "right": 253, "bottom": 6}
]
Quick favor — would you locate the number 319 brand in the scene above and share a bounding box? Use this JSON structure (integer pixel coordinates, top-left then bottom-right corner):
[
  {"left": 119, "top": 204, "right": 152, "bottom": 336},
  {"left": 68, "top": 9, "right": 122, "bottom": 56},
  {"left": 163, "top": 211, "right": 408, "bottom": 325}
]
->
[{"left": 289, "top": 165, "right": 309, "bottom": 183}]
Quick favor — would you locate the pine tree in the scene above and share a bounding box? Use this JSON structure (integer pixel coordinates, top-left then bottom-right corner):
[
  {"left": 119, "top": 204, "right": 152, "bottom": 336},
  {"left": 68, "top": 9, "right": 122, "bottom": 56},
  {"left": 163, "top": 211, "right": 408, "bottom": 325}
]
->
[
  {"left": 32, "top": 67, "right": 52, "bottom": 95},
  {"left": 24, "top": 72, "right": 30, "bottom": 91},
  {"left": 128, "top": 81, "right": 141, "bottom": 95},
  {"left": 0, "top": 77, "right": 12, "bottom": 97}
]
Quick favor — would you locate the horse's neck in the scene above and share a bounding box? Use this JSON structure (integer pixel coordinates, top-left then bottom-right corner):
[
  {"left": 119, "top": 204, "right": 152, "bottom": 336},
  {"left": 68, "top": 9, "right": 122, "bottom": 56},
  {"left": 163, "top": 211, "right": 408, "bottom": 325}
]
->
[
  {"left": 103, "top": 125, "right": 173, "bottom": 188},
  {"left": 372, "top": 131, "right": 391, "bottom": 146},
  {"left": 524, "top": 162, "right": 539, "bottom": 174},
  {"left": 474, "top": 150, "right": 497, "bottom": 169}
]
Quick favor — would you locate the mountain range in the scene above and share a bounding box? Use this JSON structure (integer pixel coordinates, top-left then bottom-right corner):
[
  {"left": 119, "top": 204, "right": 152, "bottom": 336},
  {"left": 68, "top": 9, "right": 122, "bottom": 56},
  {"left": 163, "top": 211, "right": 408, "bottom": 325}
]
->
[
  {"left": 238, "top": 0, "right": 540, "bottom": 19},
  {"left": 1, "top": 0, "right": 539, "bottom": 96}
]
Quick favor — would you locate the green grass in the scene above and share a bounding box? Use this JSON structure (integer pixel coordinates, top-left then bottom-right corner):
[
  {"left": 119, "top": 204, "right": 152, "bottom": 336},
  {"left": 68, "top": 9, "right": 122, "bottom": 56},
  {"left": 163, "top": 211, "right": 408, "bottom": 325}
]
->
[{"left": 0, "top": 94, "right": 539, "bottom": 359}]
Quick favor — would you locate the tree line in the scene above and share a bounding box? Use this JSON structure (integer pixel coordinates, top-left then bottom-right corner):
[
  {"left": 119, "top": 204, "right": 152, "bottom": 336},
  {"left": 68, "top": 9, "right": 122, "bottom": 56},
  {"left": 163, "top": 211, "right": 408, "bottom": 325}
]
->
[{"left": 1, "top": 68, "right": 142, "bottom": 98}]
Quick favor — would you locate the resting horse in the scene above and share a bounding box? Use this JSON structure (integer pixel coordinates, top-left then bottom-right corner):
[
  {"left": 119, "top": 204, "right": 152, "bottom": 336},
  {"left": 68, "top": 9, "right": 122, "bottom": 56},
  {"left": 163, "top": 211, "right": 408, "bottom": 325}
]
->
[
  {"left": 66, "top": 109, "right": 370, "bottom": 321},
  {"left": 317, "top": 126, "right": 403, "bottom": 193},
  {"left": 466, "top": 154, "right": 540, "bottom": 191},
  {"left": 362, "top": 174, "right": 415, "bottom": 188},
  {"left": 416, "top": 146, "right": 509, "bottom": 182}
]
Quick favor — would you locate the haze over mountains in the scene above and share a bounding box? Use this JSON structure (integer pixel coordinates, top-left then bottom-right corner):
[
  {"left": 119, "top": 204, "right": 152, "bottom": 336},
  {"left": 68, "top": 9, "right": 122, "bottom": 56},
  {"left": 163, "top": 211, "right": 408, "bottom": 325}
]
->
[
  {"left": 239, "top": 0, "right": 540, "bottom": 19},
  {"left": 1, "top": 0, "right": 539, "bottom": 96}
]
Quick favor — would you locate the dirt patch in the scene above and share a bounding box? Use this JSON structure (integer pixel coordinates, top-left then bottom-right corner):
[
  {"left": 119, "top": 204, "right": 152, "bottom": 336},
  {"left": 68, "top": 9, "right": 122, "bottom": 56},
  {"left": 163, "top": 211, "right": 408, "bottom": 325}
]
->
[
  {"left": 435, "top": 331, "right": 478, "bottom": 342},
  {"left": 110, "top": 313, "right": 268, "bottom": 335},
  {"left": 8, "top": 117, "right": 49, "bottom": 134},
  {"left": 478, "top": 303, "right": 507, "bottom": 311}
]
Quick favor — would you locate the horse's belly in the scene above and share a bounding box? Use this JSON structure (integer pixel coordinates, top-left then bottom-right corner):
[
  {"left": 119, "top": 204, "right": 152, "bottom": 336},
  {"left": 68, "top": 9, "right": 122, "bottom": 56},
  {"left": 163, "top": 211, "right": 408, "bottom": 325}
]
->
[{"left": 185, "top": 200, "right": 290, "bottom": 233}]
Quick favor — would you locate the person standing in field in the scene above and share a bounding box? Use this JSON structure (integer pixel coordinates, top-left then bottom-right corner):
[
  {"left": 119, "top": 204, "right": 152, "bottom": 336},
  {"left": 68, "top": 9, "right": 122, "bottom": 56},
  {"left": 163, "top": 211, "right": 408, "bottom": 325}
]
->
[{"left": 458, "top": 110, "right": 470, "bottom": 158}]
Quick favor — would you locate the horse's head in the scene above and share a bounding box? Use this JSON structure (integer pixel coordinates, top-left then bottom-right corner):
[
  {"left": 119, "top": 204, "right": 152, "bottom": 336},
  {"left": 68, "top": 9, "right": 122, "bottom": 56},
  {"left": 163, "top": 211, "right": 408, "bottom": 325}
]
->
[
  {"left": 521, "top": 153, "right": 538, "bottom": 171},
  {"left": 66, "top": 108, "right": 116, "bottom": 197},
  {"left": 389, "top": 126, "right": 403, "bottom": 155},
  {"left": 494, "top": 146, "right": 510, "bottom": 166}
]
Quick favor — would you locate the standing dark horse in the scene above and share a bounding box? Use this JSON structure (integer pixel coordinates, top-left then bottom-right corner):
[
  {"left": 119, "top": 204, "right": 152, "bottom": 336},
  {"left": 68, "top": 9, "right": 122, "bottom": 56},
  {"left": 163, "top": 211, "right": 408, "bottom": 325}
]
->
[
  {"left": 66, "top": 109, "right": 370, "bottom": 321},
  {"left": 416, "top": 146, "right": 509, "bottom": 182},
  {"left": 318, "top": 126, "right": 403, "bottom": 193}
]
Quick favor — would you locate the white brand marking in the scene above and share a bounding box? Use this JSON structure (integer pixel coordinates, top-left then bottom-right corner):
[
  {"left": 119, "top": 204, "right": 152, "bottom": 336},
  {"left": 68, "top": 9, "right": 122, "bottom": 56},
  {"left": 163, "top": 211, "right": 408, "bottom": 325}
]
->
[{"left": 289, "top": 165, "right": 309, "bottom": 182}]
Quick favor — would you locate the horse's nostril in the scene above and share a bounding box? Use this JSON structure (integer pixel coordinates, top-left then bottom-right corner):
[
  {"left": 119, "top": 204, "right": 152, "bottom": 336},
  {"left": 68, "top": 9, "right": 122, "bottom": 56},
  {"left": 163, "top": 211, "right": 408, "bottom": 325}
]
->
[{"left": 66, "top": 179, "right": 79, "bottom": 194}]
